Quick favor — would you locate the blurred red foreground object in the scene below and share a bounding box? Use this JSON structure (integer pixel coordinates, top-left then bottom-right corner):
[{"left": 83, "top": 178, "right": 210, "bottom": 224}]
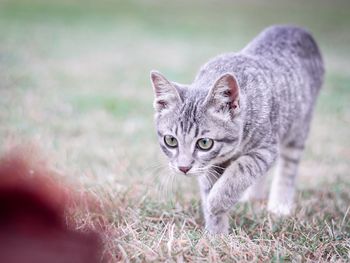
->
[{"left": 0, "top": 149, "right": 103, "bottom": 263}]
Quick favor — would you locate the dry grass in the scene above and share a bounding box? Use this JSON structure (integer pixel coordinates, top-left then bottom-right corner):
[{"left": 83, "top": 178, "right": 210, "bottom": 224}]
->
[
  {"left": 1, "top": 0, "right": 349, "bottom": 261},
  {"left": 69, "top": 180, "right": 349, "bottom": 262}
]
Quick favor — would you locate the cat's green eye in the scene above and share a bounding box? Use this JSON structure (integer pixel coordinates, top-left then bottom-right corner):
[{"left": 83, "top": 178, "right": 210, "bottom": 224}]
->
[
  {"left": 197, "top": 138, "right": 214, "bottom": 151},
  {"left": 164, "top": 135, "right": 178, "bottom": 148}
]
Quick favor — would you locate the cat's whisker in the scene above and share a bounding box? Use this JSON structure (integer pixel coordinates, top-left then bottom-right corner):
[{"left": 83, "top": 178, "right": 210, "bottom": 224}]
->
[
  {"left": 205, "top": 168, "right": 224, "bottom": 182},
  {"left": 207, "top": 170, "right": 219, "bottom": 180},
  {"left": 165, "top": 168, "right": 178, "bottom": 199},
  {"left": 208, "top": 168, "right": 221, "bottom": 178},
  {"left": 191, "top": 168, "right": 207, "bottom": 173},
  {"left": 144, "top": 162, "right": 164, "bottom": 170},
  {"left": 168, "top": 164, "right": 178, "bottom": 172},
  {"left": 161, "top": 174, "right": 169, "bottom": 199},
  {"left": 157, "top": 173, "right": 165, "bottom": 197},
  {"left": 145, "top": 163, "right": 168, "bottom": 175},
  {"left": 143, "top": 162, "right": 165, "bottom": 172},
  {"left": 205, "top": 173, "right": 215, "bottom": 186},
  {"left": 169, "top": 172, "right": 176, "bottom": 196},
  {"left": 153, "top": 167, "right": 169, "bottom": 187},
  {"left": 155, "top": 166, "right": 173, "bottom": 199},
  {"left": 205, "top": 169, "right": 221, "bottom": 186},
  {"left": 209, "top": 164, "right": 225, "bottom": 171}
]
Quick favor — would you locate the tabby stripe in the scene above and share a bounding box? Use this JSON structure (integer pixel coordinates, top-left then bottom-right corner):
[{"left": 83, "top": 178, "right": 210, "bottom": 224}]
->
[
  {"left": 160, "top": 145, "right": 172, "bottom": 157},
  {"left": 194, "top": 126, "right": 199, "bottom": 137},
  {"left": 238, "top": 163, "right": 244, "bottom": 174},
  {"left": 216, "top": 138, "right": 237, "bottom": 144},
  {"left": 201, "top": 129, "right": 210, "bottom": 135},
  {"left": 245, "top": 163, "right": 255, "bottom": 178},
  {"left": 179, "top": 104, "right": 186, "bottom": 115},
  {"left": 247, "top": 152, "right": 268, "bottom": 172},
  {"left": 246, "top": 131, "right": 264, "bottom": 150},
  {"left": 285, "top": 141, "right": 305, "bottom": 150},
  {"left": 217, "top": 150, "right": 233, "bottom": 158},
  {"left": 187, "top": 102, "right": 194, "bottom": 119},
  {"left": 192, "top": 103, "right": 198, "bottom": 119},
  {"left": 187, "top": 121, "right": 194, "bottom": 133},
  {"left": 206, "top": 146, "right": 222, "bottom": 159},
  {"left": 281, "top": 153, "right": 299, "bottom": 164},
  {"left": 201, "top": 145, "right": 223, "bottom": 161},
  {"left": 255, "top": 153, "right": 269, "bottom": 171}
]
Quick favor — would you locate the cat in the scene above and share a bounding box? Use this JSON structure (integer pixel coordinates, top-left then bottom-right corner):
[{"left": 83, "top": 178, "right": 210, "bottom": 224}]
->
[{"left": 150, "top": 25, "right": 324, "bottom": 234}]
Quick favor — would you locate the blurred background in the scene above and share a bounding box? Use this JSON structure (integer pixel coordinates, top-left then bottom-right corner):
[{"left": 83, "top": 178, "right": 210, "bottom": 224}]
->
[{"left": 0, "top": 0, "right": 349, "bottom": 195}]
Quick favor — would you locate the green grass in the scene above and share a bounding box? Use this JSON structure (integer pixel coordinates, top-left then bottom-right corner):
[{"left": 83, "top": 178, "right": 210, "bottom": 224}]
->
[
  {"left": 1, "top": 0, "right": 349, "bottom": 261},
  {"left": 319, "top": 74, "right": 350, "bottom": 115},
  {"left": 70, "top": 93, "right": 150, "bottom": 119}
]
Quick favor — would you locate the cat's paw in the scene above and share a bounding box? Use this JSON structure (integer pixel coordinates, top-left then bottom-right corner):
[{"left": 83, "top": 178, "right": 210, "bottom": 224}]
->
[
  {"left": 268, "top": 186, "right": 295, "bottom": 216},
  {"left": 205, "top": 213, "right": 229, "bottom": 235},
  {"left": 207, "top": 192, "right": 226, "bottom": 216},
  {"left": 267, "top": 200, "right": 293, "bottom": 216}
]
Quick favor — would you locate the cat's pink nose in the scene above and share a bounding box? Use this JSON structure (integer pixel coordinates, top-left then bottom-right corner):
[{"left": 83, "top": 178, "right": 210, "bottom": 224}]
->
[{"left": 178, "top": 166, "right": 192, "bottom": 174}]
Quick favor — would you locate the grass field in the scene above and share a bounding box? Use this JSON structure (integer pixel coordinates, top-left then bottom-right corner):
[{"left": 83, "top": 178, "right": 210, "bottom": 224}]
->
[{"left": 0, "top": 0, "right": 349, "bottom": 261}]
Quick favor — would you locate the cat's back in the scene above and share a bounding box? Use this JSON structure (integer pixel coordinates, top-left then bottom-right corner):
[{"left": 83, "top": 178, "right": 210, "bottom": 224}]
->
[
  {"left": 193, "top": 25, "right": 324, "bottom": 95},
  {"left": 242, "top": 25, "right": 322, "bottom": 62},
  {"left": 242, "top": 25, "right": 320, "bottom": 57},
  {"left": 241, "top": 25, "right": 324, "bottom": 95}
]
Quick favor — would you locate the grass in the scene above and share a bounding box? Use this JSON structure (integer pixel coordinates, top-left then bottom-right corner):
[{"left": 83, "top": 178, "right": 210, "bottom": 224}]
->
[{"left": 0, "top": 0, "right": 349, "bottom": 261}]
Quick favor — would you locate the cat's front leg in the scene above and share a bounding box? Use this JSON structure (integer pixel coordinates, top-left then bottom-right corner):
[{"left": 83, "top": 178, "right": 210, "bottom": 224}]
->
[
  {"left": 198, "top": 173, "right": 229, "bottom": 235},
  {"left": 207, "top": 147, "right": 277, "bottom": 233}
]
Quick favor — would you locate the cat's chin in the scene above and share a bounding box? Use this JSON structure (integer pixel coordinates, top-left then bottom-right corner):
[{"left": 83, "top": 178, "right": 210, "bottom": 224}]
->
[
  {"left": 176, "top": 171, "right": 198, "bottom": 177},
  {"left": 172, "top": 170, "right": 199, "bottom": 177},
  {"left": 168, "top": 165, "right": 200, "bottom": 177},
  {"left": 183, "top": 173, "right": 199, "bottom": 178}
]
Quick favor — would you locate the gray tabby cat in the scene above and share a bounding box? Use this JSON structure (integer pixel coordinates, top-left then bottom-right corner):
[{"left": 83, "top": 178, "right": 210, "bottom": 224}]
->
[{"left": 150, "top": 25, "right": 324, "bottom": 234}]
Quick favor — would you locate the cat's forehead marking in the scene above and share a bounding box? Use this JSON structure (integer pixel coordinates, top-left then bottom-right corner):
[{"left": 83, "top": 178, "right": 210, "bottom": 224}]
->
[
  {"left": 201, "top": 129, "right": 210, "bottom": 135},
  {"left": 177, "top": 99, "right": 202, "bottom": 135}
]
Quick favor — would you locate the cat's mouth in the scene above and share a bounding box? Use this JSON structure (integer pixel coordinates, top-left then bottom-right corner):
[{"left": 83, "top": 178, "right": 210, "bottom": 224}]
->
[
  {"left": 169, "top": 165, "right": 201, "bottom": 177},
  {"left": 175, "top": 170, "right": 199, "bottom": 177}
]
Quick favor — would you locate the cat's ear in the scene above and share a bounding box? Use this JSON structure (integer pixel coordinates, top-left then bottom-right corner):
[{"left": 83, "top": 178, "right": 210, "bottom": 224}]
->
[
  {"left": 204, "top": 73, "right": 240, "bottom": 116},
  {"left": 150, "top": 70, "right": 182, "bottom": 113}
]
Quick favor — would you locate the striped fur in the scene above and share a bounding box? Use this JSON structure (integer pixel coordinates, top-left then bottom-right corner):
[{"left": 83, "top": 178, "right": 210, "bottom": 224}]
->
[{"left": 151, "top": 25, "right": 324, "bottom": 234}]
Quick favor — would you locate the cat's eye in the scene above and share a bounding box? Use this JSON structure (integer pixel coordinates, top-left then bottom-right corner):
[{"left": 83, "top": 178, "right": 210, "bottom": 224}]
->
[
  {"left": 164, "top": 135, "right": 178, "bottom": 148},
  {"left": 197, "top": 138, "right": 214, "bottom": 151}
]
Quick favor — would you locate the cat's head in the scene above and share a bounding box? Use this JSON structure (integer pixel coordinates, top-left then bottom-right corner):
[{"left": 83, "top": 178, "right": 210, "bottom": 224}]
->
[{"left": 150, "top": 70, "right": 243, "bottom": 176}]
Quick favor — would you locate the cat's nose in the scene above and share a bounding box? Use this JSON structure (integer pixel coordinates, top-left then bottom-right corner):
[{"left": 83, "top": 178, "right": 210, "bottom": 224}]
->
[{"left": 178, "top": 166, "right": 192, "bottom": 174}]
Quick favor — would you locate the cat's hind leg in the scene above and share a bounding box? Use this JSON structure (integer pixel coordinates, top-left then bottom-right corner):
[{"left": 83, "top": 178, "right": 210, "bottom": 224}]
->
[{"left": 268, "top": 141, "right": 305, "bottom": 215}]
